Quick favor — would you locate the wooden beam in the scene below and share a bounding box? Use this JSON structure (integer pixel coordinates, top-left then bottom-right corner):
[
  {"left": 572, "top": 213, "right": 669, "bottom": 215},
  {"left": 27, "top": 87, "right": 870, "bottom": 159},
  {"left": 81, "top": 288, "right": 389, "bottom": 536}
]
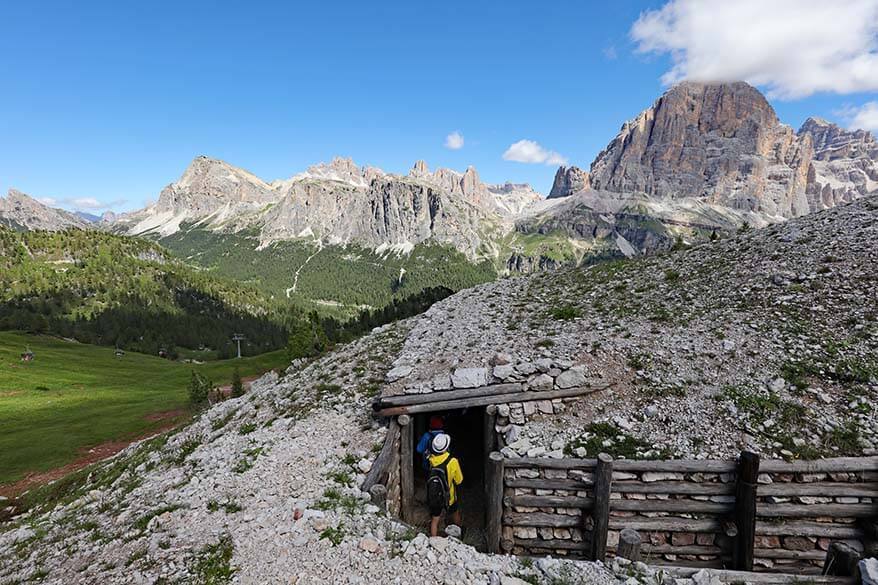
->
[
  {"left": 613, "top": 459, "right": 737, "bottom": 473},
  {"left": 614, "top": 480, "right": 735, "bottom": 495},
  {"left": 505, "top": 457, "right": 597, "bottom": 470},
  {"left": 652, "top": 566, "right": 855, "bottom": 584},
  {"left": 642, "top": 544, "right": 725, "bottom": 556},
  {"left": 361, "top": 419, "right": 399, "bottom": 492},
  {"left": 611, "top": 499, "right": 733, "bottom": 514},
  {"left": 754, "top": 548, "right": 827, "bottom": 561},
  {"left": 758, "top": 503, "right": 876, "bottom": 518},
  {"left": 503, "top": 512, "right": 581, "bottom": 528},
  {"left": 512, "top": 538, "right": 587, "bottom": 551},
  {"left": 733, "top": 450, "right": 760, "bottom": 571},
  {"left": 755, "top": 521, "right": 862, "bottom": 538},
  {"left": 590, "top": 453, "right": 613, "bottom": 562},
  {"left": 507, "top": 494, "right": 594, "bottom": 509},
  {"left": 506, "top": 478, "right": 592, "bottom": 490},
  {"left": 373, "top": 383, "right": 523, "bottom": 410},
  {"left": 482, "top": 407, "right": 496, "bottom": 465},
  {"left": 375, "top": 385, "right": 601, "bottom": 417},
  {"left": 759, "top": 482, "right": 878, "bottom": 497},
  {"left": 610, "top": 517, "right": 723, "bottom": 533},
  {"left": 760, "top": 457, "right": 878, "bottom": 473},
  {"left": 485, "top": 451, "right": 504, "bottom": 554},
  {"left": 398, "top": 414, "right": 413, "bottom": 523}
]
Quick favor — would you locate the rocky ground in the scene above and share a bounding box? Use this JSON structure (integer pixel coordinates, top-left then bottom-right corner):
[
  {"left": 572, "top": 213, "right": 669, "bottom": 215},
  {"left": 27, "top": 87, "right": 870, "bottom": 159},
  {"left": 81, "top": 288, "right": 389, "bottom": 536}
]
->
[
  {"left": 387, "top": 195, "right": 878, "bottom": 461},
  {"left": 2, "top": 197, "right": 877, "bottom": 584},
  {"left": 0, "top": 324, "right": 622, "bottom": 585}
]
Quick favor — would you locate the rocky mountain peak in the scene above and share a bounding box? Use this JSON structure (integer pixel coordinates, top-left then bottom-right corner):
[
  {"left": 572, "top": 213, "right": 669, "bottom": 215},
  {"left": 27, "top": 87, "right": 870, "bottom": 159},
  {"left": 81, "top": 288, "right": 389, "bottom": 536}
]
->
[
  {"left": 177, "top": 155, "right": 271, "bottom": 192},
  {"left": 461, "top": 166, "right": 480, "bottom": 196},
  {"left": 588, "top": 81, "right": 811, "bottom": 217},
  {"left": 410, "top": 160, "right": 429, "bottom": 177},
  {"left": 548, "top": 166, "right": 589, "bottom": 198},
  {"left": 0, "top": 188, "right": 90, "bottom": 231},
  {"left": 799, "top": 117, "right": 878, "bottom": 160}
]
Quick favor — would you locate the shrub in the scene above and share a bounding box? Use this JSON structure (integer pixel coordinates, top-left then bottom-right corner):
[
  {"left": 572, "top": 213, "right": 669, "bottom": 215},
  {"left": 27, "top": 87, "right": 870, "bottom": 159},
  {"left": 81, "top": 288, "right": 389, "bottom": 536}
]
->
[
  {"left": 230, "top": 368, "right": 244, "bottom": 398},
  {"left": 188, "top": 371, "right": 213, "bottom": 407},
  {"left": 550, "top": 305, "right": 580, "bottom": 321}
]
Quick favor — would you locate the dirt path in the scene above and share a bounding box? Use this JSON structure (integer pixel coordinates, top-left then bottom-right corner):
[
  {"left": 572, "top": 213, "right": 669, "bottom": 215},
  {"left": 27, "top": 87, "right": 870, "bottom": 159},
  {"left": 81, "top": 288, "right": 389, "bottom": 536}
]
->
[
  {"left": 0, "top": 409, "right": 188, "bottom": 498},
  {"left": 285, "top": 243, "right": 322, "bottom": 297}
]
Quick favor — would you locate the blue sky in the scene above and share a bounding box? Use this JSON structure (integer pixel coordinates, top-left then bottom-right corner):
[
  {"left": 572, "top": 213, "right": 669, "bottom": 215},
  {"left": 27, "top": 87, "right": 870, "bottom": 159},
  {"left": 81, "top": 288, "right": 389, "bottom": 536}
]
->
[{"left": 2, "top": 0, "right": 877, "bottom": 212}]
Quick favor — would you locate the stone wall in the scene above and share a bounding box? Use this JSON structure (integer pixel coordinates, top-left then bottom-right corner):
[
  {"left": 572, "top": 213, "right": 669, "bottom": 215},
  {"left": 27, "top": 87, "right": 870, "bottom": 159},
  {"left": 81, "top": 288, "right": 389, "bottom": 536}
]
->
[{"left": 500, "top": 456, "right": 878, "bottom": 574}]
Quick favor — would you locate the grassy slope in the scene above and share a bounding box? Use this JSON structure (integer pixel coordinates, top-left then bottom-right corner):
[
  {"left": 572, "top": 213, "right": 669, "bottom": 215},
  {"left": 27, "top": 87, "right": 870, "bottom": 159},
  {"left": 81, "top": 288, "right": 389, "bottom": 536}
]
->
[{"left": 0, "top": 331, "right": 287, "bottom": 486}]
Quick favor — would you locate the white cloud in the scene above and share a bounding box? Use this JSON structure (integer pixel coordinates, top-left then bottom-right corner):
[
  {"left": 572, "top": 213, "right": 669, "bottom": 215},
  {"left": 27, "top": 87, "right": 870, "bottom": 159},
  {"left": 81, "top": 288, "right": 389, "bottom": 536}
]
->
[
  {"left": 602, "top": 46, "right": 618, "bottom": 60},
  {"left": 37, "top": 197, "right": 57, "bottom": 206},
  {"left": 631, "top": 0, "right": 878, "bottom": 99},
  {"left": 502, "top": 139, "right": 568, "bottom": 165},
  {"left": 70, "top": 197, "right": 104, "bottom": 210},
  {"left": 839, "top": 101, "right": 878, "bottom": 131},
  {"left": 444, "top": 131, "right": 465, "bottom": 150}
]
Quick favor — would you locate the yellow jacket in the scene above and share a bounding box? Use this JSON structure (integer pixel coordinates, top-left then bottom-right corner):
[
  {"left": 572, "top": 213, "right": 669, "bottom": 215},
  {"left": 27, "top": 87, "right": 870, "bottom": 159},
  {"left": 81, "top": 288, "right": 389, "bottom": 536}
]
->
[{"left": 427, "top": 452, "right": 463, "bottom": 505}]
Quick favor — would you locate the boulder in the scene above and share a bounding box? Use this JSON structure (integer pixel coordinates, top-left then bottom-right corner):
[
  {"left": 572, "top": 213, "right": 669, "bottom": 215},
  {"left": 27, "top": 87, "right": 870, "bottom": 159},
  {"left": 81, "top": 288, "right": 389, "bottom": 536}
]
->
[
  {"left": 386, "top": 365, "right": 412, "bottom": 382},
  {"left": 451, "top": 367, "right": 489, "bottom": 389},
  {"left": 493, "top": 364, "right": 515, "bottom": 381},
  {"left": 555, "top": 366, "right": 586, "bottom": 389},
  {"left": 528, "top": 374, "right": 553, "bottom": 391}
]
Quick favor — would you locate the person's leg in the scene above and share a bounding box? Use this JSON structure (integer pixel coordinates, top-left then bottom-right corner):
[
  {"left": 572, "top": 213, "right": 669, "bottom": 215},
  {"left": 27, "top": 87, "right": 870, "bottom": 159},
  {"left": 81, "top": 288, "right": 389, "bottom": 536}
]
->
[
  {"left": 430, "top": 515, "right": 440, "bottom": 537},
  {"left": 450, "top": 509, "right": 461, "bottom": 528}
]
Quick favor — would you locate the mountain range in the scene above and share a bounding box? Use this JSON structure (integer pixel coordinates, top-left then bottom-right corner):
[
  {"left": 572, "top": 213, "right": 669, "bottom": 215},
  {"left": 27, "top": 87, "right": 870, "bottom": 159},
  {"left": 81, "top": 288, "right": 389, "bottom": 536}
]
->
[{"left": 2, "top": 81, "right": 876, "bottom": 312}]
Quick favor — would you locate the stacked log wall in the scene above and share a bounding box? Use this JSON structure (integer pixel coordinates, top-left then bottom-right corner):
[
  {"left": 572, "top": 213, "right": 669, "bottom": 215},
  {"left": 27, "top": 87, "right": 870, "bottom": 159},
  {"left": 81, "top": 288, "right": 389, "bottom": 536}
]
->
[{"left": 499, "top": 456, "right": 878, "bottom": 574}]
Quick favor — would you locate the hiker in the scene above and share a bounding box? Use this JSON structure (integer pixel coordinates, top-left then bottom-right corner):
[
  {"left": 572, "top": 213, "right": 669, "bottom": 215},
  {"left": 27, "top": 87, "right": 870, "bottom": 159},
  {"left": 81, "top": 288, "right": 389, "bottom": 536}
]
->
[
  {"left": 415, "top": 415, "right": 445, "bottom": 470},
  {"left": 426, "top": 432, "right": 463, "bottom": 537}
]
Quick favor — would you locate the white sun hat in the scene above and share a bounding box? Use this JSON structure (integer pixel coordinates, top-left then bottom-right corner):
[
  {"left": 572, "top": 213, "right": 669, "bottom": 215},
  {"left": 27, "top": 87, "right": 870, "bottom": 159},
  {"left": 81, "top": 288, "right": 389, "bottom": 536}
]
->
[{"left": 431, "top": 433, "right": 450, "bottom": 454}]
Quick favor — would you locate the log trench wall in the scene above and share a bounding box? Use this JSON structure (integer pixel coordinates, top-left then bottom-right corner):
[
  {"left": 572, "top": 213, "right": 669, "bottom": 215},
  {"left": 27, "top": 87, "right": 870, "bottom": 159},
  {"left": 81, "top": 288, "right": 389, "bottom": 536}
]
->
[
  {"left": 361, "top": 420, "right": 402, "bottom": 518},
  {"left": 496, "top": 454, "right": 878, "bottom": 574}
]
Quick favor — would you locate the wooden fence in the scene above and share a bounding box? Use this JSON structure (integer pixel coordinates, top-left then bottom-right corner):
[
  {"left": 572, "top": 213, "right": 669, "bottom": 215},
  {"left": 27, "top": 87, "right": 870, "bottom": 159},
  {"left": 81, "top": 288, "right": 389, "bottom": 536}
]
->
[{"left": 488, "top": 452, "right": 878, "bottom": 575}]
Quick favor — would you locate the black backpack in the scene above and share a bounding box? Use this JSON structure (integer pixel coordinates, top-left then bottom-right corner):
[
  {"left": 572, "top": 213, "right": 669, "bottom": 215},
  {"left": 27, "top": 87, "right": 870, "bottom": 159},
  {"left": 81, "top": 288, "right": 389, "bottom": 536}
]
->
[{"left": 426, "top": 456, "right": 450, "bottom": 511}]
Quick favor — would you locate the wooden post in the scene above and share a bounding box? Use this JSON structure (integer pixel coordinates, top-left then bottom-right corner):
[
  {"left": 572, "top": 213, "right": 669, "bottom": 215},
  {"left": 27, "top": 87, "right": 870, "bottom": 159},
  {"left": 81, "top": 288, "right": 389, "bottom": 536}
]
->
[
  {"left": 822, "top": 541, "right": 862, "bottom": 578},
  {"left": 361, "top": 419, "right": 399, "bottom": 493},
  {"left": 398, "top": 414, "right": 413, "bottom": 523},
  {"left": 590, "top": 453, "right": 613, "bottom": 562},
  {"left": 369, "top": 484, "right": 387, "bottom": 512},
  {"left": 617, "top": 528, "right": 641, "bottom": 562},
  {"left": 486, "top": 451, "right": 505, "bottom": 554},
  {"left": 733, "top": 450, "right": 760, "bottom": 571},
  {"left": 483, "top": 405, "right": 497, "bottom": 459}
]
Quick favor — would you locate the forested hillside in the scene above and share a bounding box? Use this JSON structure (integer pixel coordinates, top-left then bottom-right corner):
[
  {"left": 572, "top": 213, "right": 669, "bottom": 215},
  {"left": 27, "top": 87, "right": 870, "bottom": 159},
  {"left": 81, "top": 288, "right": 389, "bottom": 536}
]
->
[
  {"left": 159, "top": 228, "right": 497, "bottom": 316},
  {"left": 0, "top": 228, "right": 459, "bottom": 359},
  {"left": 0, "top": 228, "right": 291, "bottom": 357}
]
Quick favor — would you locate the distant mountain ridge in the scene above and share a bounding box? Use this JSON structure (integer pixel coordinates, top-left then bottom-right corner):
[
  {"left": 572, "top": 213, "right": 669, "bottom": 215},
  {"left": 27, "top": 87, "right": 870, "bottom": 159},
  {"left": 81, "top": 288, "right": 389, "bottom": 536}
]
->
[
  {"left": 110, "top": 156, "right": 544, "bottom": 262},
  {"left": 0, "top": 189, "right": 91, "bottom": 231},
  {"left": 4, "top": 81, "right": 876, "bottom": 284}
]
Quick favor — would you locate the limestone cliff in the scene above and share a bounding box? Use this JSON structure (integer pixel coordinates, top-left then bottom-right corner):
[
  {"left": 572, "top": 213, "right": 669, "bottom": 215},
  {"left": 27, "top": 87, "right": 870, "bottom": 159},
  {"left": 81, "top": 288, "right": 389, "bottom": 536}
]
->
[
  {"left": 588, "top": 82, "right": 814, "bottom": 218},
  {"left": 548, "top": 166, "right": 589, "bottom": 198}
]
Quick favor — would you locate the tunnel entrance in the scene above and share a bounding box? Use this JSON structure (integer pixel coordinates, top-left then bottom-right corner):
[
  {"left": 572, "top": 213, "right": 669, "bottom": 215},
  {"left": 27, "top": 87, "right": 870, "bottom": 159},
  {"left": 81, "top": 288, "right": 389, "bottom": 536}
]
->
[{"left": 409, "top": 406, "right": 490, "bottom": 549}]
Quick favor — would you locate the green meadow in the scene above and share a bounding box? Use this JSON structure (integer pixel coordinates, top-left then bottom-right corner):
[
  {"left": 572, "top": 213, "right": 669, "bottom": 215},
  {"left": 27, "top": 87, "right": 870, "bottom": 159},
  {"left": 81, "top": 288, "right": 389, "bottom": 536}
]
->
[{"left": 0, "top": 331, "right": 288, "bottom": 487}]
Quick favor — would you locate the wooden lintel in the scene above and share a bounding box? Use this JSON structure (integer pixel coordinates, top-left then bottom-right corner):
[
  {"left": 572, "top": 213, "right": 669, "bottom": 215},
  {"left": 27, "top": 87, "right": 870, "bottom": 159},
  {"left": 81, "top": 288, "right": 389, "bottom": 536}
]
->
[{"left": 374, "top": 385, "right": 604, "bottom": 417}]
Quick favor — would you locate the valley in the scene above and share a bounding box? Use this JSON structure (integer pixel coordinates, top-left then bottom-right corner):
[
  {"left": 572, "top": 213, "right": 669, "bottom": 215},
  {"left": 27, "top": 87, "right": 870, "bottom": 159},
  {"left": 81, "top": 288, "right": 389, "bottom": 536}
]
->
[{"left": 0, "top": 331, "right": 288, "bottom": 490}]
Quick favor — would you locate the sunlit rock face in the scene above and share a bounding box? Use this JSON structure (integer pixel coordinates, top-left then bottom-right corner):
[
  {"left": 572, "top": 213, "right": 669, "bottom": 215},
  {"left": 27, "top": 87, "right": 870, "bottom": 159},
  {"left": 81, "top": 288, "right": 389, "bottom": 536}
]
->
[
  {"left": 799, "top": 117, "right": 878, "bottom": 210},
  {"left": 548, "top": 166, "right": 590, "bottom": 199},
  {"left": 588, "top": 81, "right": 815, "bottom": 218}
]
